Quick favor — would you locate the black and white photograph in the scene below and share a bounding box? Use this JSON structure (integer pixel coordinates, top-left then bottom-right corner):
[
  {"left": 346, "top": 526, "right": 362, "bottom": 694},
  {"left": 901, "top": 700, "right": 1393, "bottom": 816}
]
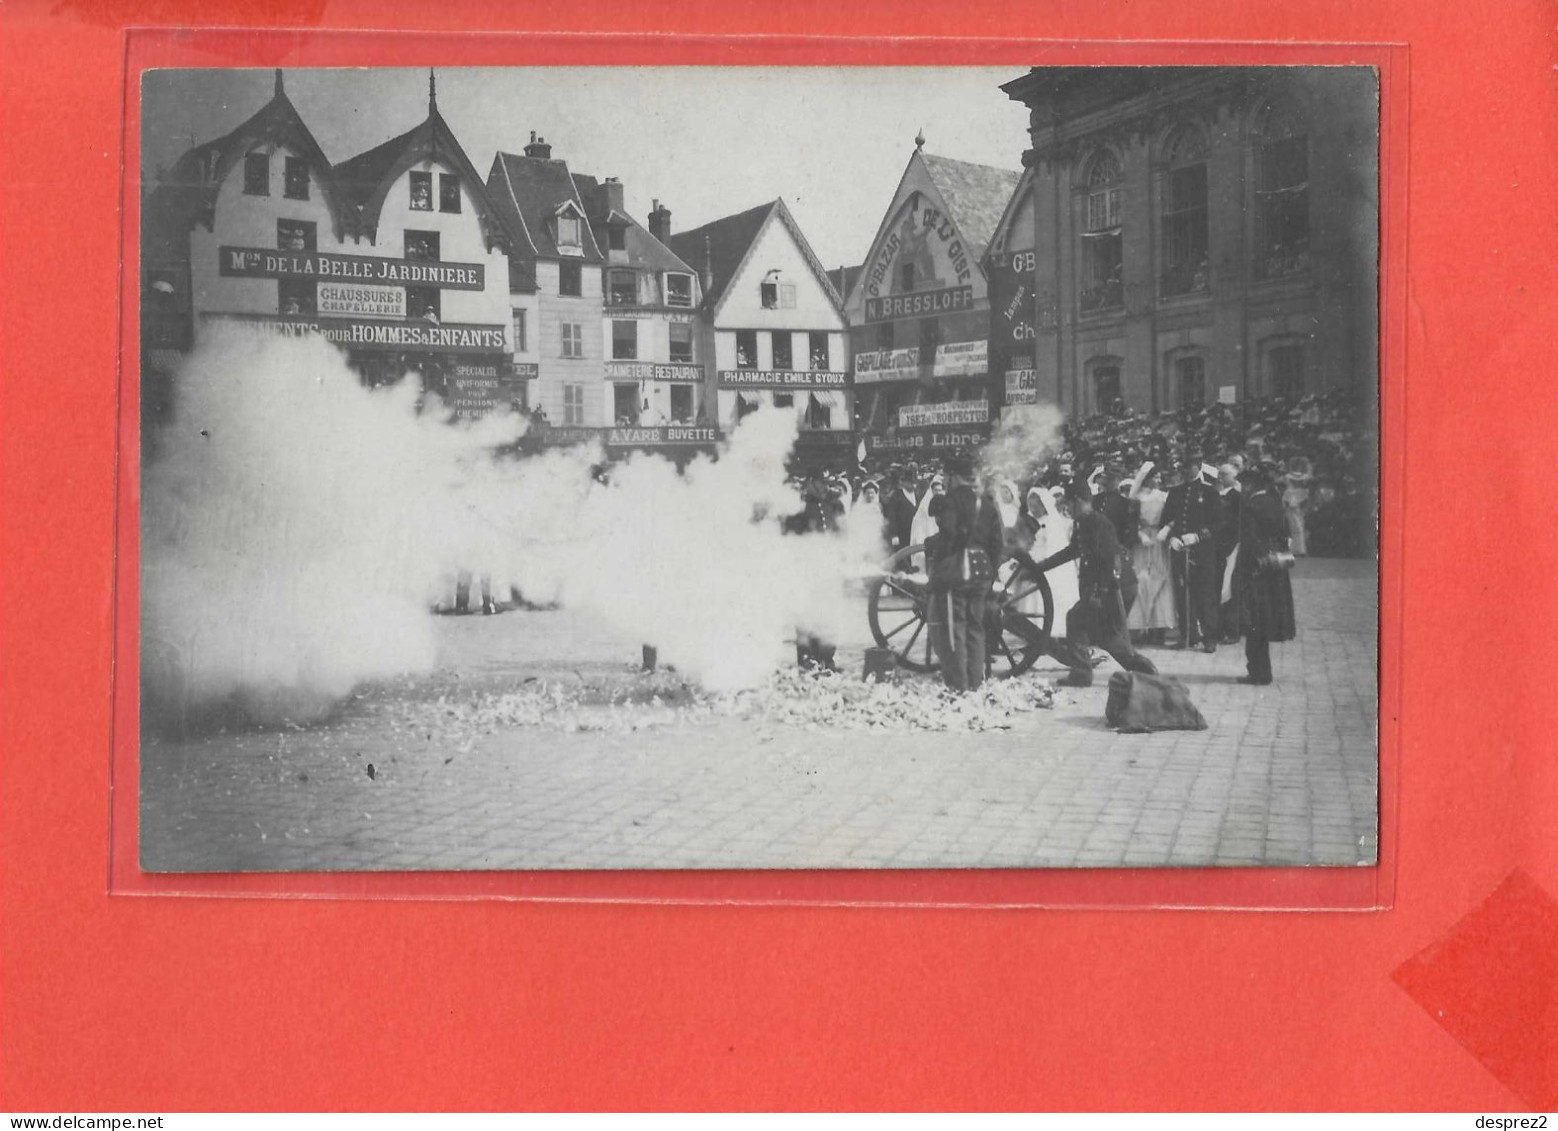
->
[{"left": 137, "top": 64, "right": 1380, "bottom": 873}]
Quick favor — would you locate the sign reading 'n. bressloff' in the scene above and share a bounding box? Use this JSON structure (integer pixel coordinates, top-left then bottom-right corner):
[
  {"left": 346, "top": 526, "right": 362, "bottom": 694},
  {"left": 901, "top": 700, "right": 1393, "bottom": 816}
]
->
[{"left": 219, "top": 247, "right": 485, "bottom": 291}]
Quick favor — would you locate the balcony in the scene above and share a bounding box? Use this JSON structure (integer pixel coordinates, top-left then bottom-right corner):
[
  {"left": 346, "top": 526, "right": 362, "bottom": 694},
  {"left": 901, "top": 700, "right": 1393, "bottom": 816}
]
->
[
  {"left": 1160, "top": 260, "right": 1210, "bottom": 300},
  {"left": 1079, "top": 280, "right": 1124, "bottom": 314}
]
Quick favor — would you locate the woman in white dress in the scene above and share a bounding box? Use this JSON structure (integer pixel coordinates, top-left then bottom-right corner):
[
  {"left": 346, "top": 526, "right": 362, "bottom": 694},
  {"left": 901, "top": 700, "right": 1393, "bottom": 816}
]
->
[
  {"left": 1023, "top": 485, "right": 1079, "bottom": 640},
  {"left": 1126, "top": 462, "right": 1178, "bottom": 642},
  {"left": 907, "top": 473, "right": 946, "bottom": 570}
]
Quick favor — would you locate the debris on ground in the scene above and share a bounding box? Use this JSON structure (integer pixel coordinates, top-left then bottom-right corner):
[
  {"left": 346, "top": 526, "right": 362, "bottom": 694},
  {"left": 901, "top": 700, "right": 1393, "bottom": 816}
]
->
[{"left": 385, "top": 667, "right": 1054, "bottom": 746}]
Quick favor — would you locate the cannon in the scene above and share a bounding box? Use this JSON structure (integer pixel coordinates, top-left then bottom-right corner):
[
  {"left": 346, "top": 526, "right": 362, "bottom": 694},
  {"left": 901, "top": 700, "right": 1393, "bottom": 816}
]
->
[{"left": 866, "top": 544, "right": 1056, "bottom": 678}]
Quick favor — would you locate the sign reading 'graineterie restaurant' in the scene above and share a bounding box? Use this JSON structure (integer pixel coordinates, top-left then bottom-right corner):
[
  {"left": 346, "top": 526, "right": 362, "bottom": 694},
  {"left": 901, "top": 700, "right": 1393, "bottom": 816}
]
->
[
  {"left": 605, "top": 361, "right": 703, "bottom": 382},
  {"left": 204, "top": 313, "right": 507, "bottom": 354},
  {"left": 718, "top": 369, "right": 848, "bottom": 389},
  {"left": 218, "top": 246, "right": 485, "bottom": 291}
]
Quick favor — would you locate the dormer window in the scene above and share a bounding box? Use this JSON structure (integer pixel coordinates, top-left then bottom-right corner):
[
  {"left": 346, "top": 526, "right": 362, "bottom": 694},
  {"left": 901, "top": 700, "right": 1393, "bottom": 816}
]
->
[
  {"left": 557, "top": 214, "right": 582, "bottom": 248},
  {"left": 283, "top": 156, "right": 308, "bottom": 201},
  {"left": 665, "top": 273, "right": 692, "bottom": 308},
  {"left": 439, "top": 173, "right": 461, "bottom": 213},
  {"left": 607, "top": 224, "right": 626, "bottom": 252},
  {"left": 409, "top": 171, "right": 432, "bottom": 211},
  {"left": 244, "top": 151, "right": 269, "bottom": 196}
]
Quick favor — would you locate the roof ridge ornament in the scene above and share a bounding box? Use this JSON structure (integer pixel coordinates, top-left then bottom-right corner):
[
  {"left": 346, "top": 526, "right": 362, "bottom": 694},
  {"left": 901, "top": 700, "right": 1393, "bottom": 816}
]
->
[
  {"left": 274, "top": 68, "right": 284, "bottom": 98},
  {"left": 428, "top": 68, "right": 437, "bottom": 115},
  {"left": 915, "top": 128, "right": 925, "bottom": 150}
]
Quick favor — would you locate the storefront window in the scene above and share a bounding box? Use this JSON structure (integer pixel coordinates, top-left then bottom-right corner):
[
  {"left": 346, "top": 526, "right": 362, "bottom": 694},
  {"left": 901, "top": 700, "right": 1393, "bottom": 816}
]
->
[
  {"left": 670, "top": 385, "right": 695, "bottom": 424},
  {"left": 560, "top": 321, "right": 583, "bottom": 358},
  {"left": 669, "top": 322, "right": 694, "bottom": 363},
  {"left": 244, "top": 151, "right": 269, "bottom": 196},
  {"left": 559, "top": 261, "right": 582, "bottom": 297},
  {"left": 771, "top": 331, "right": 793, "bottom": 370},
  {"left": 735, "top": 330, "right": 757, "bottom": 369},
  {"left": 404, "top": 230, "right": 440, "bottom": 261},
  {"left": 278, "top": 279, "right": 315, "bottom": 317},
  {"left": 276, "top": 219, "right": 315, "bottom": 252},
  {"left": 608, "top": 270, "right": 637, "bottom": 306},
  {"left": 1081, "top": 150, "right": 1124, "bottom": 313},
  {"left": 283, "top": 156, "right": 309, "bottom": 201},
  {"left": 1160, "top": 126, "right": 1209, "bottom": 297},
  {"left": 563, "top": 383, "right": 585, "bottom": 425},
  {"left": 1255, "top": 105, "right": 1310, "bottom": 280},
  {"left": 804, "top": 393, "right": 832, "bottom": 430},
  {"left": 614, "top": 383, "right": 639, "bottom": 425},
  {"left": 1174, "top": 354, "right": 1207, "bottom": 408},
  {"left": 809, "top": 331, "right": 830, "bottom": 370},
  {"left": 612, "top": 320, "right": 637, "bottom": 360},
  {"left": 876, "top": 322, "right": 894, "bottom": 349},
  {"left": 409, "top": 171, "right": 432, "bottom": 211},
  {"left": 407, "top": 287, "right": 440, "bottom": 323},
  {"left": 439, "top": 173, "right": 461, "bottom": 213}
]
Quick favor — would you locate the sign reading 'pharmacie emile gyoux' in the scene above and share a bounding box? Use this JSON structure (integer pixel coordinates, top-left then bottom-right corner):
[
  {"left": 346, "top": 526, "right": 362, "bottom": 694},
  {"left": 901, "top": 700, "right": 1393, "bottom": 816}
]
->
[{"left": 219, "top": 247, "right": 485, "bottom": 291}]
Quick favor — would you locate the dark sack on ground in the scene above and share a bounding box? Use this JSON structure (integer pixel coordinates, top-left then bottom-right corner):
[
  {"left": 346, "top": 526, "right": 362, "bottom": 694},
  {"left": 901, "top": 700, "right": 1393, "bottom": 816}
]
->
[{"left": 1105, "top": 672, "right": 1209, "bottom": 733}]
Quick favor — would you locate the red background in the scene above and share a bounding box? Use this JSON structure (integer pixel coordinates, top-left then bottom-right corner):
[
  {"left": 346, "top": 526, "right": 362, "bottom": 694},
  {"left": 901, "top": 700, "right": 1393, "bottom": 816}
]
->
[{"left": 1, "top": 0, "right": 1553, "bottom": 1111}]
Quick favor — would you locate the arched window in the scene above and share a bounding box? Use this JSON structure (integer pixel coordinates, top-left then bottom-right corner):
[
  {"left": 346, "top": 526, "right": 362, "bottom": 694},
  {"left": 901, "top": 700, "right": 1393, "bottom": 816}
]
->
[
  {"left": 1254, "top": 103, "right": 1310, "bottom": 279},
  {"left": 1160, "top": 125, "right": 1210, "bottom": 297},
  {"left": 1080, "top": 150, "right": 1124, "bottom": 313},
  {"left": 1086, "top": 356, "right": 1124, "bottom": 416}
]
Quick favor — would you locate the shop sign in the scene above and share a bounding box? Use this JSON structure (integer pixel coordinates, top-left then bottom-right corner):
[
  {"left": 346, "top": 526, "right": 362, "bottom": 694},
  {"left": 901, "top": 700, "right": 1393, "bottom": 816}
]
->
[
  {"left": 605, "top": 361, "right": 704, "bottom": 382},
  {"left": 318, "top": 282, "right": 405, "bottom": 318},
  {"left": 793, "top": 429, "right": 857, "bottom": 447},
  {"left": 607, "top": 425, "right": 723, "bottom": 447},
  {"left": 535, "top": 426, "right": 605, "bottom": 447},
  {"left": 512, "top": 362, "right": 540, "bottom": 380},
  {"left": 863, "top": 423, "right": 992, "bottom": 454},
  {"left": 448, "top": 362, "right": 511, "bottom": 419},
  {"left": 862, "top": 201, "right": 977, "bottom": 306},
  {"left": 863, "top": 285, "right": 975, "bottom": 324},
  {"left": 607, "top": 309, "right": 696, "bottom": 322},
  {"left": 219, "top": 246, "right": 485, "bottom": 290},
  {"left": 1005, "top": 368, "right": 1038, "bottom": 405},
  {"left": 1219, "top": 385, "right": 1238, "bottom": 404},
  {"left": 853, "top": 347, "right": 920, "bottom": 384},
  {"left": 932, "top": 340, "right": 988, "bottom": 378},
  {"left": 898, "top": 400, "right": 990, "bottom": 429},
  {"left": 204, "top": 313, "right": 507, "bottom": 354},
  {"left": 719, "top": 369, "right": 848, "bottom": 389}
]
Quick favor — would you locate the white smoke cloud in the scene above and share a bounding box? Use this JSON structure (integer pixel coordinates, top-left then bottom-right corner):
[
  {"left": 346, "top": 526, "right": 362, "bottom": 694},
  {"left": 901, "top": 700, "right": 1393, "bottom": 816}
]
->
[
  {"left": 142, "top": 329, "right": 882, "bottom": 726},
  {"left": 979, "top": 402, "right": 1067, "bottom": 484}
]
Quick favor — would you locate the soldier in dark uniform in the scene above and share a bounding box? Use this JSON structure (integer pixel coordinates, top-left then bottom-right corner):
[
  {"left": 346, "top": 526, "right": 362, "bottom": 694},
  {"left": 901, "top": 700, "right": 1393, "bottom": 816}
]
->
[
  {"left": 1235, "top": 463, "right": 1297, "bottom": 684},
  {"left": 1161, "top": 461, "right": 1222, "bottom": 652},
  {"left": 1214, "top": 462, "right": 1244, "bottom": 645},
  {"left": 1031, "top": 480, "right": 1160, "bottom": 688}
]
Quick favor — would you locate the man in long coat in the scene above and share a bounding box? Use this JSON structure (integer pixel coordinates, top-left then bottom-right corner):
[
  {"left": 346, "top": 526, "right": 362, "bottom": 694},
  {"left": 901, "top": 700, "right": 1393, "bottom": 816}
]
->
[
  {"left": 1235, "top": 463, "right": 1298, "bottom": 684},
  {"left": 1161, "top": 461, "right": 1222, "bottom": 652}
]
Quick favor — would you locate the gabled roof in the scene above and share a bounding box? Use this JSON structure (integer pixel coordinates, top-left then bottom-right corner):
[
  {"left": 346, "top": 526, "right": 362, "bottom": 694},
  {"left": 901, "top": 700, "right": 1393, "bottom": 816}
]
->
[
  {"left": 984, "top": 165, "right": 1035, "bottom": 262},
  {"left": 828, "top": 264, "right": 864, "bottom": 299},
  {"left": 151, "top": 69, "right": 353, "bottom": 240},
  {"left": 918, "top": 152, "right": 1023, "bottom": 262},
  {"left": 333, "top": 85, "right": 512, "bottom": 253},
  {"left": 487, "top": 151, "right": 603, "bottom": 263},
  {"left": 573, "top": 174, "right": 697, "bottom": 277},
  {"left": 666, "top": 198, "right": 843, "bottom": 318}
]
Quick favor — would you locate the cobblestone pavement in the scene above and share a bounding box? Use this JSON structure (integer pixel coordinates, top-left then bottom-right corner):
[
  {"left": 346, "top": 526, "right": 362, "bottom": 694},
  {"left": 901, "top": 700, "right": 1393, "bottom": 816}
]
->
[{"left": 140, "top": 558, "right": 1378, "bottom": 872}]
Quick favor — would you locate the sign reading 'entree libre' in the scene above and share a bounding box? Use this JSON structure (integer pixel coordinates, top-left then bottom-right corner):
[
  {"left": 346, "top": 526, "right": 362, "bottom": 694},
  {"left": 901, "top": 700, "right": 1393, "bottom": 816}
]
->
[{"left": 219, "top": 246, "right": 485, "bottom": 290}]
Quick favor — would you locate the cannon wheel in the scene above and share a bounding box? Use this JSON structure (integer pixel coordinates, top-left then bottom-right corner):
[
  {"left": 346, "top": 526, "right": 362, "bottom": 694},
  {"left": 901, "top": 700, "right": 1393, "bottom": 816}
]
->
[{"left": 866, "top": 544, "right": 1055, "bottom": 679}]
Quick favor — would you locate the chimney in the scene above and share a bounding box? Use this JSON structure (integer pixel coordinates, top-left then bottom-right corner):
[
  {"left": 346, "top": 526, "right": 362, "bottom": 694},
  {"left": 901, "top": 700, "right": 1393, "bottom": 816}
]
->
[
  {"left": 523, "top": 131, "right": 552, "bottom": 159},
  {"left": 602, "top": 176, "right": 625, "bottom": 215},
  {"left": 648, "top": 198, "right": 672, "bottom": 241}
]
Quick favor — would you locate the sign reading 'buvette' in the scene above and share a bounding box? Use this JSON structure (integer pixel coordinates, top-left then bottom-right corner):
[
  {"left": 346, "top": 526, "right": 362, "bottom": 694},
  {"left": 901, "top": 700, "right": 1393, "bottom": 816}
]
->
[
  {"left": 219, "top": 246, "right": 485, "bottom": 291},
  {"left": 607, "top": 426, "right": 723, "bottom": 447}
]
